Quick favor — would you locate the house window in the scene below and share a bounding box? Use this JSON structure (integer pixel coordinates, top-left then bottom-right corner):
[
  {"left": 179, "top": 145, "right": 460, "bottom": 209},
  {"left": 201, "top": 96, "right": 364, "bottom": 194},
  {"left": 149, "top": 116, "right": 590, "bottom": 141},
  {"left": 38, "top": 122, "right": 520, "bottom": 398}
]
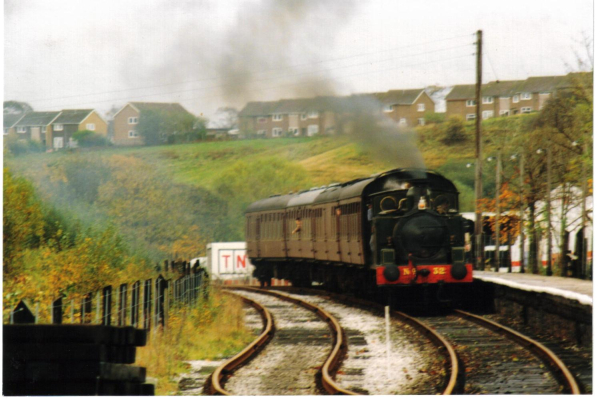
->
[
  {"left": 482, "top": 110, "right": 494, "bottom": 120},
  {"left": 272, "top": 114, "right": 283, "bottom": 121},
  {"left": 482, "top": 96, "right": 493, "bottom": 104},
  {"left": 417, "top": 103, "right": 425, "bottom": 112},
  {"left": 3, "top": 128, "right": 8, "bottom": 135},
  {"left": 384, "top": 105, "right": 393, "bottom": 112},
  {"left": 272, "top": 128, "right": 282, "bottom": 137},
  {"left": 499, "top": 110, "right": 510, "bottom": 117},
  {"left": 54, "top": 124, "right": 64, "bottom": 131},
  {"left": 41, "top": 126, "right": 47, "bottom": 133},
  {"left": 86, "top": 123, "right": 96, "bottom": 131},
  {"left": 466, "top": 114, "right": 476, "bottom": 121},
  {"left": 512, "top": 95, "right": 519, "bottom": 103},
  {"left": 17, "top": 126, "right": 26, "bottom": 133},
  {"left": 521, "top": 107, "right": 532, "bottom": 114},
  {"left": 398, "top": 118, "right": 407, "bottom": 126},
  {"left": 308, "top": 111, "right": 319, "bottom": 118},
  {"left": 257, "top": 117, "right": 267, "bottom": 123},
  {"left": 307, "top": 125, "right": 319, "bottom": 136},
  {"left": 300, "top": 113, "right": 307, "bottom": 120},
  {"left": 520, "top": 92, "right": 532, "bottom": 100},
  {"left": 128, "top": 117, "right": 138, "bottom": 124},
  {"left": 288, "top": 127, "right": 299, "bottom": 136},
  {"left": 417, "top": 118, "right": 425, "bottom": 126},
  {"left": 257, "top": 130, "right": 266, "bottom": 136},
  {"left": 466, "top": 100, "right": 476, "bottom": 107},
  {"left": 128, "top": 130, "right": 139, "bottom": 138}
]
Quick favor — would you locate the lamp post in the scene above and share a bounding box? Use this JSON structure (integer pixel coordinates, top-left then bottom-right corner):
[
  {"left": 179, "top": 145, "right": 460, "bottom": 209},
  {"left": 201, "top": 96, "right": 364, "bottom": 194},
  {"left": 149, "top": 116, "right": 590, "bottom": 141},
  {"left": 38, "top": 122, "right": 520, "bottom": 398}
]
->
[
  {"left": 511, "top": 151, "right": 526, "bottom": 273},
  {"left": 537, "top": 146, "right": 552, "bottom": 276},
  {"left": 487, "top": 153, "right": 502, "bottom": 272}
]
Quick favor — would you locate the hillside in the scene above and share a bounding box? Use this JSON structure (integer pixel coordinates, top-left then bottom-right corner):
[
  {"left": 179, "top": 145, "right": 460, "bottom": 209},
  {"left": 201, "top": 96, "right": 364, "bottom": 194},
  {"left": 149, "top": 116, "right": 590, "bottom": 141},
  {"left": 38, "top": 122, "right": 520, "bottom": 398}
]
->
[{"left": 4, "top": 114, "right": 537, "bottom": 261}]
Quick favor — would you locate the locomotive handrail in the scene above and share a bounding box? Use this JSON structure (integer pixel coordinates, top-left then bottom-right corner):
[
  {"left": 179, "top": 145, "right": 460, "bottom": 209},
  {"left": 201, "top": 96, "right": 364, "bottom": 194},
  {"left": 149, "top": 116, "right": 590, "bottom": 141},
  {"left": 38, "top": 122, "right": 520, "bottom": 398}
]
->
[
  {"left": 454, "top": 309, "right": 581, "bottom": 395},
  {"left": 207, "top": 291, "right": 275, "bottom": 395}
]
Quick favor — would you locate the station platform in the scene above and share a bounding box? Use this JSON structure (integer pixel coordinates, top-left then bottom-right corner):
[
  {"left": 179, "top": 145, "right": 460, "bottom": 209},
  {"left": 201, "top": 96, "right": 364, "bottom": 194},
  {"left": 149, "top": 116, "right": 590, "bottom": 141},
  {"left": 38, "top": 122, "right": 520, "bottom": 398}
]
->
[
  {"left": 473, "top": 271, "right": 592, "bottom": 305},
  {"left": 472, "top": 271, "right": 592, "bottom": 346}
]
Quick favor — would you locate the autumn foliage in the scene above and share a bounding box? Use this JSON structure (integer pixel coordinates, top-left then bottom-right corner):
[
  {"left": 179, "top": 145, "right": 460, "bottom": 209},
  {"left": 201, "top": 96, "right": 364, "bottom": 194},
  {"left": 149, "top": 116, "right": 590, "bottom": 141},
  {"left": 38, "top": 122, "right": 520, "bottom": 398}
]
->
[{"left": 3, "top": 167, "right": 153, "bottom": 322}]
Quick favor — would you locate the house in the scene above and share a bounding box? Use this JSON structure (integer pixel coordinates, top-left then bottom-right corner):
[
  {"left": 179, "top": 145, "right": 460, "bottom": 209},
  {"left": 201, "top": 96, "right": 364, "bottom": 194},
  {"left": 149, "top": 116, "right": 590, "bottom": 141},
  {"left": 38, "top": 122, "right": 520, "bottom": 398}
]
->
[
  {"left": 374, "top": 88, "right": 435, "bottom": 127},
  {"left": 112, "top": 102, "right": 194, "bottom": 146},
  {"left": 3, "top": 113, "right": 25, "bottom": 136},
  {"left": 239, "top": 96, "right": 339, "bottom": 138},
  {"left": 11, "top": 111, "right": 61, "bottom": 146},
  {"left": 445, "top": 73, "right": 588, "bottom": 121},
  {"left": 48, "top": 109, "right": 108, "bottom": 149}
]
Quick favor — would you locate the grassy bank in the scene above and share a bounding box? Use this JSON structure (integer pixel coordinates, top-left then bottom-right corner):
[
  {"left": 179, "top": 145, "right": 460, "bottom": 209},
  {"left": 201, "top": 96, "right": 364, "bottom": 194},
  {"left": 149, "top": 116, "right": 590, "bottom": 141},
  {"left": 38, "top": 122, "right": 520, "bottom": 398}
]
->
[{"left": 136, "top": 289, "right": 253, "bottom": 395}]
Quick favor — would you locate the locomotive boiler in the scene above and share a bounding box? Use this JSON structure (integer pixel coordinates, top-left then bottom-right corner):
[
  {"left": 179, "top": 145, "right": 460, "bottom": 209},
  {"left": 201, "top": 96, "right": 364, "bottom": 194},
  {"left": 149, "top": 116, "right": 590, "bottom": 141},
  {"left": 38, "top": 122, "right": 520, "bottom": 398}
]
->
[{"left": 245, "top": 168, "right": 474, "bottom": 302}]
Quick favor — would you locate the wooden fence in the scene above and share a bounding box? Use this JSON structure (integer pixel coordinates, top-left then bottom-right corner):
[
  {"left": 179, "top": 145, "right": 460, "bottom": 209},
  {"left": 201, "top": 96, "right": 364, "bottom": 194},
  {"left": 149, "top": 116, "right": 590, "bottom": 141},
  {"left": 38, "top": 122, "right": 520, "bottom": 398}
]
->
[{"left": 8, "top": 260, "right": 208, "bottom": 330}]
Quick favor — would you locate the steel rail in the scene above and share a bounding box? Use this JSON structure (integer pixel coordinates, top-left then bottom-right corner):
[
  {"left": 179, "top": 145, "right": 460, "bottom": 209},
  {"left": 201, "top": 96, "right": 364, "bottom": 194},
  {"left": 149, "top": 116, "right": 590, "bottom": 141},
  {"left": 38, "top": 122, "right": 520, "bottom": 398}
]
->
[
  {"left": 267, "top": 287, "right": 459, "bottom": 395},
  {"left": 206, "top": 291, "right": 275, "bottom": 396},
  {"left": 454, "top": 309, "right": 581, "bottom": 395},
  {"left": 231, "top": 287, "right": 360, "bottom": 395}
]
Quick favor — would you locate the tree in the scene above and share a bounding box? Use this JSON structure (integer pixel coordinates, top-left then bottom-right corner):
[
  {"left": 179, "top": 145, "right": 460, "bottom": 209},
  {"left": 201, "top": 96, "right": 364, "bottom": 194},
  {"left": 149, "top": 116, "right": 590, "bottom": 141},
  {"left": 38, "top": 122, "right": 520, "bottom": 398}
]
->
[
  {"left": 137, "top": 109, "right": 200, "bottom": 145},
  {"left": 3, "top": 100, "right": 33, "bottom": 115},
  {"left": 210, "top": 107, "right": 239, "bottom": 129}
]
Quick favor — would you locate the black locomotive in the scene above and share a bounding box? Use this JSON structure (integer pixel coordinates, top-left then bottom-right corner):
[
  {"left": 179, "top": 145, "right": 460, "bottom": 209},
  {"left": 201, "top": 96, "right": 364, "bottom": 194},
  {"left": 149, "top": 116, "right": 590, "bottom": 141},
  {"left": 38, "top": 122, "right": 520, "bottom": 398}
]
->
[{"left": 245, "top": 168, "right": 474, "bottom": 300}]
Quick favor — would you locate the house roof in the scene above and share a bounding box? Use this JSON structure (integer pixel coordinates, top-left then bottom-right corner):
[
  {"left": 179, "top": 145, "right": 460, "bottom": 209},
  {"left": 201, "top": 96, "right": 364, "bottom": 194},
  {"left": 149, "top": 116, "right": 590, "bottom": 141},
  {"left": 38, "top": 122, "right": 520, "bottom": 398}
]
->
[
  {"left": 239, "top": 90, "right": 427, "bottom": 117},
  {"left": 52, "top": 109, "right": 94, "bottom": 124},
  {"left": 511, "top": 75, "right": 572, "bottom": 94},
  {"left": 3, "top": 113, "right": 25, "bottom": 129},
  {"left": 445, "top": 74, "right": 589, "bottom": 101},
  {"left": 16, "top": 111, "right": 62, "bottom": 126},
  {"left": 129, "top": 102, "right": 193, "bottom": 116},
  {"left": 374, "top": 89, "right": 425, "bottom": 105}
]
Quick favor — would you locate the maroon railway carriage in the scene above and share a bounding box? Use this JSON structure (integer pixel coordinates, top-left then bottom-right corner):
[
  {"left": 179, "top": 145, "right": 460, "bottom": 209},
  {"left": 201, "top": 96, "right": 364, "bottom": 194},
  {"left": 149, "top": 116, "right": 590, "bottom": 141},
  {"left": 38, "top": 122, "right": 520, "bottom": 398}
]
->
[{"left": 245, "top": 168, "right": 474, "bottom": 299}]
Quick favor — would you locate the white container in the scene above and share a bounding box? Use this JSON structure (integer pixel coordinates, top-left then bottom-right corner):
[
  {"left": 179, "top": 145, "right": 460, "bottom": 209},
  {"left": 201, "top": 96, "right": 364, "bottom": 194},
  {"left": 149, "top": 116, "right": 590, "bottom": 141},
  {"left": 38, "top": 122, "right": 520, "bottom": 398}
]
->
[{"left": 206, "top": 242, "right": 255, "bottom": 284}]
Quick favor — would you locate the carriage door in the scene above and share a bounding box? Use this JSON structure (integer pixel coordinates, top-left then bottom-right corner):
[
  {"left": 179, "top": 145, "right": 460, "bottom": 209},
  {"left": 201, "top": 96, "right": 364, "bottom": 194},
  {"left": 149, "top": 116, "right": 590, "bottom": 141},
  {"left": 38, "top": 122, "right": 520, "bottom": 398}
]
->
[{"left": 256, "top": 215, "right": 261, "bottom": 257}]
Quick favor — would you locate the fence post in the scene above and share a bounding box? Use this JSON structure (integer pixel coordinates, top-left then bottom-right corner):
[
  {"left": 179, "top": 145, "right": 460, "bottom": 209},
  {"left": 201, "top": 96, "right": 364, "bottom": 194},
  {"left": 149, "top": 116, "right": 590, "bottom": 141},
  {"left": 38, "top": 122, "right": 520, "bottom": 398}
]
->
[
  {"left": 102, "top": 286, "right": 112, "bottom": 326},
  {"left": 70, "top": 299, "right": 74, "bottom": 323},
  {"left": 96, "top": 292, "right": 101, "bottom": 324},
  {"left": 52, "top": 297, "right": 63, "bottom": 324}
]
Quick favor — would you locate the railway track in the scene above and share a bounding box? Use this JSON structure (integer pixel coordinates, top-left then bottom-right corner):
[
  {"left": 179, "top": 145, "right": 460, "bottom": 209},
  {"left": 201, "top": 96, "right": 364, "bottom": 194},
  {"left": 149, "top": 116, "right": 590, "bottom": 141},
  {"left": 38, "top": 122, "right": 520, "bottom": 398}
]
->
[
  {"left": 206, "top": 288, "right": 356, "bottom": 395},
  {"left": 419, "top": 310, "right": 581, "bottom": 395},
  {"left": 207, "top": 286, "right": 580, "bottom": 395}
]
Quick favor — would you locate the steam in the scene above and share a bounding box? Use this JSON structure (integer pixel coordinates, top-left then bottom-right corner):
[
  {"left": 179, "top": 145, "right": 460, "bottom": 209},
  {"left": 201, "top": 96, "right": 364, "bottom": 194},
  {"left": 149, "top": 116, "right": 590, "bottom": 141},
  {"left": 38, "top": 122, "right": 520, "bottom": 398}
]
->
[
  {"left": 214, "top": 0, "right": 357, "bottom": 104},
  {"left": 323, "top": 94, "right": 426, "bottom": 169}
]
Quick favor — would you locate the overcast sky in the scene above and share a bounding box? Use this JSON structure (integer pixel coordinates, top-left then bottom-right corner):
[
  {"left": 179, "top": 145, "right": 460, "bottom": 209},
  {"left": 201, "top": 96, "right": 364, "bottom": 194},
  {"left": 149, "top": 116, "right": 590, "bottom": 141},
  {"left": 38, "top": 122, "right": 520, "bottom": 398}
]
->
[{"left": 3, "top": 0, "right": 594, "bottom": 121}]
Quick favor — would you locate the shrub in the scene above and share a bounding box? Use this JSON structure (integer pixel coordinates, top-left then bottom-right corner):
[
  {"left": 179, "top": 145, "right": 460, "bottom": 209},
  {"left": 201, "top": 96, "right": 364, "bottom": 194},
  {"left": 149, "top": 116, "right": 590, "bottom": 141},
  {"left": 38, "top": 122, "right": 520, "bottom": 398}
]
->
[
  {"left": 443, "top": 116, "right": 467, "bottom": 144},
  {"left": 3, "top": 135, "right": 45, "bottom": 156},
  {"left": 425, "top": 111, "right": 445, "bottom": 124},
  {"left": 72, "top": 130, "right": 109, "bottom": 147}
]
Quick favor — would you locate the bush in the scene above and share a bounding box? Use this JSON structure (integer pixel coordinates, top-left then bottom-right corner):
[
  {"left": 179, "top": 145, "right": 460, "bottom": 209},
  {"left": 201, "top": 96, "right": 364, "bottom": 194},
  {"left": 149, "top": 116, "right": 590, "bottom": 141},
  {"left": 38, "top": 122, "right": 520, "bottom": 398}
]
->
[
  {"left": 443, "top": 116, "right": 467, "bottom": 144},
  {"left": 425, "top": 111, "right": 445, "bottom": 124},
  {"left": 72, "top": 130, "right": 109, "bottom": 147},
  {"left": 3, "top": 135, "right": 45, "bottom": 156}
]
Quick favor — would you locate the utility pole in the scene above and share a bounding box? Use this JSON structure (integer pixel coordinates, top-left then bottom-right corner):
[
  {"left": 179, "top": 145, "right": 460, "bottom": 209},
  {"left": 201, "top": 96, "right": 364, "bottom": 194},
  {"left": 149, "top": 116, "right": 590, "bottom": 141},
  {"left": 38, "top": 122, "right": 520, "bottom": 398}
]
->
[{"left": 474, "top": 30, "right": 484, "bottom": 270}]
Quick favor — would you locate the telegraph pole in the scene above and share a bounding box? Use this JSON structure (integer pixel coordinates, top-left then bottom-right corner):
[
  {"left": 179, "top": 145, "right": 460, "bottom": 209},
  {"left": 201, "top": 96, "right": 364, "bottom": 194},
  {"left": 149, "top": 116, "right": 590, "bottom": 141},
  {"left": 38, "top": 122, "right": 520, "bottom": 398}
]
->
[{"left": 474, "top": 30, "right": 484, "bottom": 270}]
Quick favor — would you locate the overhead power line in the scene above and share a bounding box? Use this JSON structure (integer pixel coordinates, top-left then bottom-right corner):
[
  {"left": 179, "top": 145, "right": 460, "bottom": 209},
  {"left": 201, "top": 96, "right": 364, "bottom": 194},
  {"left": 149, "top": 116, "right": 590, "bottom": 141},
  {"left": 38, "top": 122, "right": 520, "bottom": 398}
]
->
[{"left": 27, "top": 34, "right": 474, "bottom": 104}]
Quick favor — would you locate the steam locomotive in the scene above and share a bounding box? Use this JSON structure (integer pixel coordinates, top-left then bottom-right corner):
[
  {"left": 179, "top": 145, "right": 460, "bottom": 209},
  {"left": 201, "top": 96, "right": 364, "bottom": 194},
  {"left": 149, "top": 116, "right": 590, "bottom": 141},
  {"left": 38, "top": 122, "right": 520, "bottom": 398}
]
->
[{"left": 245, "top": 168, "right": 474, "bottom": 302}]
